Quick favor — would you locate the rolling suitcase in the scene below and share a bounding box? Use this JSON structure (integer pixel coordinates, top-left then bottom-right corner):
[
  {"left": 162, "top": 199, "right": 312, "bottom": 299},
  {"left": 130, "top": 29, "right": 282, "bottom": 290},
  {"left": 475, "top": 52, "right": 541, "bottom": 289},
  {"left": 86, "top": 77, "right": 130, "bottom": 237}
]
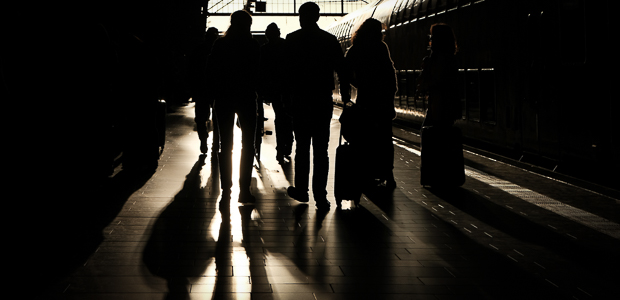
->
[
  {"left": 420, "top": 125, "right": 466, "bottom": 187},
  {"left": 334, "top": 132, "right": 363, "bottom": 207}
]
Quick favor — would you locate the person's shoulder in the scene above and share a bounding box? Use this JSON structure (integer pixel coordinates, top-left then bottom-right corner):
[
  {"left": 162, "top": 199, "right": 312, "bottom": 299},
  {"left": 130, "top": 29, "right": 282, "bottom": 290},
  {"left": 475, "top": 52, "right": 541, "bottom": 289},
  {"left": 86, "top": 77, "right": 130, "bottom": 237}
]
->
[
  {"left": 316, "top": 28, "right": 337, "bottom": 41},
  {"left": 275, "top": 37, "right": 286, "bottom": 45},
  {"left": 344, "top": 44, "right": 356, "bottom": 56},
  {"left": 380, "top": 41, "right": 390, "bottom": 51},
  {"left": 250, "top": 38, "right": 260, "bottom": 48},
  {"left": 209, "top": 37, "right": 224, "bottom": 52},
  {"left": 286, "top": 29, "right": 303, "bottom": 40},
  {"left": 212, "top": 36, "right": 230, "bottom": 47},
  {"left": 212, "top": 36, "right": 223, "bottom": 45}
]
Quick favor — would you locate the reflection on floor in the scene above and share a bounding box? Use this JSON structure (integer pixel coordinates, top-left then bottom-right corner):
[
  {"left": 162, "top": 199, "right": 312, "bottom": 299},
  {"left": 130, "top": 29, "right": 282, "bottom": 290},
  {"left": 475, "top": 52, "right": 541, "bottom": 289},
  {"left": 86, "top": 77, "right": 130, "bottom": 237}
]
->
[{"left": 36, "top": 103, "right": 620, "bottom": 300}]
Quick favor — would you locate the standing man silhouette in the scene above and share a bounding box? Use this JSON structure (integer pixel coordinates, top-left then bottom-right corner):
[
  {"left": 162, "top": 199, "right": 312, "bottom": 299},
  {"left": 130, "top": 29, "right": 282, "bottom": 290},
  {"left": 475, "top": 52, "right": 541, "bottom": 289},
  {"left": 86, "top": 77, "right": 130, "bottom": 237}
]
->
[
  {"left": 259, "top": 23, "right": 293, "bottom": 163},
  {"left": 285, "top": 2, "right": 350, "bottom": 210},
  {"left": 207, "top": 10, "right": 260, "bottom": 203},
  {"left": 192, "top": 27, "right": 219, "bottom": 154}
]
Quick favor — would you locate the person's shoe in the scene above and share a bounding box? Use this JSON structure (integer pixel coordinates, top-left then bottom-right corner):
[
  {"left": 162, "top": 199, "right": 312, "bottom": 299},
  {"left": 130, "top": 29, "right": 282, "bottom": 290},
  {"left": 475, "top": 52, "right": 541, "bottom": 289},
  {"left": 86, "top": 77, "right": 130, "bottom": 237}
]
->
[
  {"left": 315, "top": 198, "right": 331, "bottom": 211},
  {"left": 238, "top": 191, "right": 256, "bottom": 204},
  {"left": 287, "top": 186, "right": 309, "bottom": 202},
  {"left": 386, "top": 179, "right": 397, "bottom": 190}
]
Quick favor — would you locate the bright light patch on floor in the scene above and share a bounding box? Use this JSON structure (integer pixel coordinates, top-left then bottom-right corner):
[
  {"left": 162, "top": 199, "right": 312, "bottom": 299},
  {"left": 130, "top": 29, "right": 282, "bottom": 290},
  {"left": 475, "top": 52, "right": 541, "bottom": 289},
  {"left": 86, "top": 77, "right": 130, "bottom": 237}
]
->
[{"left": 392, "top": 137, "right": 620, "bottom": 240}]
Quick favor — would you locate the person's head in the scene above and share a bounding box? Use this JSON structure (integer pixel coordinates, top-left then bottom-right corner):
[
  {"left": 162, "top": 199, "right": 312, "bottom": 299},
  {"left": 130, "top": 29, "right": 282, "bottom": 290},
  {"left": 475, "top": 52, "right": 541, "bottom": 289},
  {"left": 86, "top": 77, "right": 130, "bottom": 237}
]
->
[
  {"left": 224, "top": 10, "right": 252, "bottom": 38},
  {"left": 265, "top": 23, "right": 280, "bottom": 41},
  {"left": 206, "top": 27, "right": 219, "bottom": 40},
  {"left": 429, "top": 23, "right": 457, "bottom": 54},
  {"left": 351, "top": 18, "right": 385, "bottom": 46},
  {"left": 298, "top": 2, "right": 320, "bottom": 28}
]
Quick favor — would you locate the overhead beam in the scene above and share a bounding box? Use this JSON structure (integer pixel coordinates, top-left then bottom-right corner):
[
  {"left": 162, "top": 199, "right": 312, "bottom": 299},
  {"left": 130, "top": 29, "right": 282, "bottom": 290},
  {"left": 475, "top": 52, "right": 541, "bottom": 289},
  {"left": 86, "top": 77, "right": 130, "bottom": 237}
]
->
[{"left": 206, "top": 12, "right": 348, "bottom": 16}]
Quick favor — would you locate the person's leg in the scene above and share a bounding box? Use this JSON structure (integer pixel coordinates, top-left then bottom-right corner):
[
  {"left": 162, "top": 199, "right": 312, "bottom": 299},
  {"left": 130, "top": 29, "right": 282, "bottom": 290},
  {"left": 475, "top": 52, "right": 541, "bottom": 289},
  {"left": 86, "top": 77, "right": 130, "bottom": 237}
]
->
[
  {"left": 310, "top": 113, "right": 332, "bottom": 201},
  {"left": 379, "top": 119, "right": 396, "bottom": 188},
  {"left": 195, "top": 99, "right": 210, "bottom": 153},
  {"left": 272, "top": 95, "right": 294, "bottom": 160},
  {"left": 237, "top": 100, "right": 257, "bottom": 202},
  {"left": 213, "top": 100, "right": 235, "bottom": 192},
  {"left": 288, "top": 119, "right": 311, "bottom": 202}
]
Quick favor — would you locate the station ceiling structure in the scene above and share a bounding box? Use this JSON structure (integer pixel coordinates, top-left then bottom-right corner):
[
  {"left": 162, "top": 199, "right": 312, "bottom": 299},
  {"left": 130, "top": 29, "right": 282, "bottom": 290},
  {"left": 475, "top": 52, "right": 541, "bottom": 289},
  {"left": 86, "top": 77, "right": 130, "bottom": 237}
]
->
[{"left": 206, "top": 0, "right": 369, "bottom": 16}]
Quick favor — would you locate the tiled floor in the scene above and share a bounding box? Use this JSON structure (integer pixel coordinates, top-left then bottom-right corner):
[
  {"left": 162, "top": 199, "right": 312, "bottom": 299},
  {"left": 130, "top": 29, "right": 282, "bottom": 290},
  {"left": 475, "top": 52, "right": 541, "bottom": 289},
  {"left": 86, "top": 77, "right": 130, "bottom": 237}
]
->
[{"left": 36, "top": 103, "right": 620, "bottom": 299}]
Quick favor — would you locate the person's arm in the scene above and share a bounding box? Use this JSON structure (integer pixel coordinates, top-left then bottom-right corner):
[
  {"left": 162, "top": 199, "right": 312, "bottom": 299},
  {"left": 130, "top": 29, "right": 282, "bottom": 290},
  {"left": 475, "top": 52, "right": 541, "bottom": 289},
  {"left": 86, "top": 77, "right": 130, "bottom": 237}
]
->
[{"left": 334, "top": 39, "right": 351, "bottom": 104}]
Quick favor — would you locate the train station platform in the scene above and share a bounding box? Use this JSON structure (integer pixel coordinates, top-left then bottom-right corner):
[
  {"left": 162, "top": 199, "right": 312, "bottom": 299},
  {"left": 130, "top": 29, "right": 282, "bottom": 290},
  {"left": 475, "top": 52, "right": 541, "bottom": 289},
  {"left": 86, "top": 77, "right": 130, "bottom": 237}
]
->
[{"left": 35, "top": 102, "right": 620, "bottom": 299}]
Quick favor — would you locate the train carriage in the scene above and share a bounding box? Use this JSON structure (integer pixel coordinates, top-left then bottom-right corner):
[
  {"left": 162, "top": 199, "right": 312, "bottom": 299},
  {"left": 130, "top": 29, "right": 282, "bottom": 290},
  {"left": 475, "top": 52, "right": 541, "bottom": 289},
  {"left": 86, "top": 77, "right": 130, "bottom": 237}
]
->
[{"left": 328, "top": 0, "right": 615, "bottom": 183}]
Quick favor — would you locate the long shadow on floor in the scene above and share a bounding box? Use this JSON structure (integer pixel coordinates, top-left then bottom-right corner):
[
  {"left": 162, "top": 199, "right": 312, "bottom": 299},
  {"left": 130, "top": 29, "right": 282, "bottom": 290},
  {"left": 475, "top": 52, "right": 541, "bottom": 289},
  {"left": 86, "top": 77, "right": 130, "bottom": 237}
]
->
[
  {"left": 426, "top": 186, "right": 620, "bottom": 299},
  {"left": 34, "top": 166, "right": 155, "bottom": 297},
  {"left": 142, "top": 155, "right": 218, "bottom": 299}
]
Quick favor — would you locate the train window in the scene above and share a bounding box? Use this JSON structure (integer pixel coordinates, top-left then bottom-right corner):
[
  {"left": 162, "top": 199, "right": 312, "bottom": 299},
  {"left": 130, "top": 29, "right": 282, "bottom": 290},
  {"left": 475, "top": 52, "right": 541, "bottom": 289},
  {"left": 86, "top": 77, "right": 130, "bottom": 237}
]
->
[
  {"left": 480, "top": 69, "right": 496, "bottom": 124},
  {"left": 394, "top": 69, "right": 426, "bottom": 112},
  {"left": 393, "top": 0, "right": 408, "bottom": 26},
  {"left": 389, "top": 1, "right": 397, "bottom": 27},
  {"left": 410, "top": 0, "right": 419, "bottom": 20},
  {"left": 463, "top": 68, "right": 496, "bottom": 123},
  {"left": 446, "top": 0, "right": 458, "bottom": 11},
  {"left": 419, "top": 0, "right": 430, "bottom": 19},
  {"left": 465, "top": 69, "right": 480, "bottom": 122},
  {"left": 437, "top": 0, "right": 448, "bottom": 11},
  {"left": 458, "top": 0, "right": 472, "bottom": 8},
  {"left": 457, "top": 69, "right": 466, "bottom": 118},
  {"left": 399, "top": 0, "right": 412, "bottom": 23},
  {"left": 394, "top": 71, "right": 401, "bottom": 109},
  {"left": 396, "top": 70, "right": 408, "bottom": 109},
  {"left": 428, "top": 0, "right": 438, "bottom": 15},
  {"left": 405, "top": 70, "right": 420, "bottom": 111},
  {"left": 403, "top": 0, "right": 414, "bottom": 21}
]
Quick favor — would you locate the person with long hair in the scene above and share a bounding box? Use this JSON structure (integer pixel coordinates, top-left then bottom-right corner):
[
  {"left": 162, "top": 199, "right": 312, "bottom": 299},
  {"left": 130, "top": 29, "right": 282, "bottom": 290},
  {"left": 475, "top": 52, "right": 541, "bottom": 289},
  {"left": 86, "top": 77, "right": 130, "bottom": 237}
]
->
[
  {"left": 418, "top": 23, "right": 460, "bottom": 127},
  {"left": 343, "top": 18, "right": 398, "bottom": 189},
  {"left": 417, "top": 23, "right": 465, "bottom": 187},
  {"left": 207, "top": 10, "right": 260, "bottom": 203}
]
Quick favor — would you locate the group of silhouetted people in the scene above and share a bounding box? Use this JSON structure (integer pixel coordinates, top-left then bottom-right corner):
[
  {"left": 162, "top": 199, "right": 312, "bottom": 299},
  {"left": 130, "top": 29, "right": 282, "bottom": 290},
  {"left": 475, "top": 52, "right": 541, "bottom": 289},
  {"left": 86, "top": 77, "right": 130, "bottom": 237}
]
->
[{"left": 193, "top": 2, "right": 460, "bottom": 208}]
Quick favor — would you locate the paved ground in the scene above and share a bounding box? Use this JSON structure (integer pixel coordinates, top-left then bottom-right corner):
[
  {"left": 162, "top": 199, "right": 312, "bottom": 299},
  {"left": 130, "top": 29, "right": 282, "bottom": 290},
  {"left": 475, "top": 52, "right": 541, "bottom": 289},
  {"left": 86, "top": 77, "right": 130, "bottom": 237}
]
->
[{"left": 36, "top": 103, "right": 620, "bottom": 299}]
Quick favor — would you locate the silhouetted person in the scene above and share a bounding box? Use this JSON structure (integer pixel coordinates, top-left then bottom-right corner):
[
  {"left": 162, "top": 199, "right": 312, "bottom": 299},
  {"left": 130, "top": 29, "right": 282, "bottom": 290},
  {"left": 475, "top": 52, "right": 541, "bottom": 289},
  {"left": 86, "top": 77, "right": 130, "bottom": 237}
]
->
[
  {"left": 418, "top": 23, "right": 460, "bottom": 127},
  {"left": 259, "top": 23, "right": 294, "bottom": 163},
  {"left": 343, "top": 18, "right": 397, "bottom": 189},
  {"left": 285, "top": 2, "right": 350, "bottom": 210},
  {"left": 417, "top": 23, "right": 465, "bottom": 187},
  {"left": 190, "top": 27, "right": 219, "bottom": 154},
  {"left": 207, "top": 10, "right": 259, "bottom": 203}
]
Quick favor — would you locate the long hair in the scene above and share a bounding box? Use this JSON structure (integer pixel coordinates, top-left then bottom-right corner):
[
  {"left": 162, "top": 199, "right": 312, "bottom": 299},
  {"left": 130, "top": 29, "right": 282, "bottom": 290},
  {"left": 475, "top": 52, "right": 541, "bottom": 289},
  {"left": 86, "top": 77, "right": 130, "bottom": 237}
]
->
[
  {"left": 224, "top": 10, "right": 252, "bottom": 39},
  {"left": 351, "top": 18, "right": 385, "bottom": 46},
  {"left": 430, "top": 23, "right": 458, "bottom": 55}
]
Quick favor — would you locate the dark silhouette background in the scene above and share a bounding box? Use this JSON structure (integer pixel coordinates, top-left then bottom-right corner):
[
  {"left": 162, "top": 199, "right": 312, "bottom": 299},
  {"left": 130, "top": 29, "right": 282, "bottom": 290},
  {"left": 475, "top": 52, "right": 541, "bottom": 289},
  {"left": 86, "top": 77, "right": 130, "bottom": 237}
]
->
[{"left": 12, "top": 1, "right": 215, "bottom": 295}]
